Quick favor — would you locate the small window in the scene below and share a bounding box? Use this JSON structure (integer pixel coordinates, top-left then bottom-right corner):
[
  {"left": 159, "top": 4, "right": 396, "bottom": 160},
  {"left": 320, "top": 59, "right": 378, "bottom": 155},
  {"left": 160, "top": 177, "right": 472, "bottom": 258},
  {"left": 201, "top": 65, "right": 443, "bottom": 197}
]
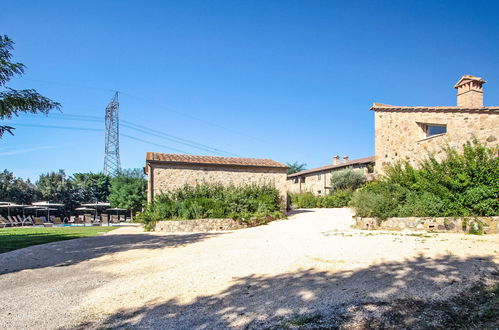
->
[
  {"left": 293, "top": 178, "right": 298, "bottom": 184},
  {"left": 423, "top": 124, "right": 447, "bottom": 137},
  {"left": 317, "top": 174, "right": 321, "bottom": 180},
  {"left": 300, "top": 177, "right": 306, "bottom": 183}
]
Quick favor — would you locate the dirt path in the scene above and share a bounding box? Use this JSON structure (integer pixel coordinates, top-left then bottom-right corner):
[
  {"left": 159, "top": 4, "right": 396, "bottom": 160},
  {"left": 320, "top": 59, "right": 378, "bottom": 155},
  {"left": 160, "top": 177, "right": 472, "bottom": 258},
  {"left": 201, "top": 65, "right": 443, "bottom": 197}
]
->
[{"left": 0, "top": 209, "right": 497, "bottom": 329}]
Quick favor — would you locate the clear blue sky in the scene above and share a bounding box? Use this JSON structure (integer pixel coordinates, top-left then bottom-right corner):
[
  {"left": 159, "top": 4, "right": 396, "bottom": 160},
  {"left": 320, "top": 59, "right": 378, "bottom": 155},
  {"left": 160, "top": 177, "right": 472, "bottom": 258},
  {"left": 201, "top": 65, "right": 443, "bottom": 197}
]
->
[{"left": 2, "top": 0, "right": 499, "bottom": 180}]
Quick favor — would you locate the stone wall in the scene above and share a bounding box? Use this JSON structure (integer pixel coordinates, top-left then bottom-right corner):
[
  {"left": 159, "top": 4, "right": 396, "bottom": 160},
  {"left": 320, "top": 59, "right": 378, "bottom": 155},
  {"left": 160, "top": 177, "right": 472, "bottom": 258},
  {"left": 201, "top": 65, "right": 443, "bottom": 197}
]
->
[
  {"left": 374, "top": 110, "right": 498, "bottom": 173},
  {"left": 148, "top": 163, "right": 288, "bottom": 208},
  {"left": 287, "top": 165, "right": 373, "bottom": 196},
  {"left": 155, "top": 218, "right": 249, "bottom": 232},
  {"left": 355, "top": 216, "right": 499, "bottom": 234}
]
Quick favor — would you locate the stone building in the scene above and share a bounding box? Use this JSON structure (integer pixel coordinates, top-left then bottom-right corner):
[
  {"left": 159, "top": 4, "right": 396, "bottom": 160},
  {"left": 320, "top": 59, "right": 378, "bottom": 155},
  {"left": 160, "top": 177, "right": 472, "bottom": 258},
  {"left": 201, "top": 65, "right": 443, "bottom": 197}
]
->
[
  {"left": 287, "top": 156, "right": 375, "bottom": 196},
  {"left": 145, "top": 153, "right": 289, "bottom": 207},
  {"left": 373, "top": 75, "right": 499, "bottom": 173}
]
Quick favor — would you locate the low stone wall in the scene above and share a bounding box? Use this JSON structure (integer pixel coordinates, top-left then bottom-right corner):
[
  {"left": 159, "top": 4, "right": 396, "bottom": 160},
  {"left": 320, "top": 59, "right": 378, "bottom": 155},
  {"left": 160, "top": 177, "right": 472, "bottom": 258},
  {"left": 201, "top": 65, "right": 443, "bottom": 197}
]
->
[
  {"left": 155, "top": 218, "right": 249, "bottom": 232},
  {"left": 355, "top": 216, "right": 499, "bottom": 234}
]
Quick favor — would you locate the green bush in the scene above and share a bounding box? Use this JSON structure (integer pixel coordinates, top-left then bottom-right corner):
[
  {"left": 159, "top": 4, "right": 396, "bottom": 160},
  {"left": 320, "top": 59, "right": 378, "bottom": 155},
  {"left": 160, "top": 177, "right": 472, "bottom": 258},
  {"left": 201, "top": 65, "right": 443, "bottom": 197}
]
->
[
  {"left": 137, "top": 184, "right": 285, "bottom": 231},
  {"left": 330, "top": 169, "right": 366, "bottom": 191},
  {"left": 290, "top": 189, "right": 353, "bottom": 209},
  {"left": 350, "top": 140, "right": 499, "bottom": 220}
]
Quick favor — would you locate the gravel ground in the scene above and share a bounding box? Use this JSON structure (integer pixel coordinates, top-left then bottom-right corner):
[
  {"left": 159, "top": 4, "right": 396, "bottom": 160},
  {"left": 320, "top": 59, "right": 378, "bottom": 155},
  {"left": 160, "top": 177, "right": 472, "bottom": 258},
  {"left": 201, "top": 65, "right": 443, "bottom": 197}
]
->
[{"left": 0, "top": 208, "right": 497, "bottom": 329}]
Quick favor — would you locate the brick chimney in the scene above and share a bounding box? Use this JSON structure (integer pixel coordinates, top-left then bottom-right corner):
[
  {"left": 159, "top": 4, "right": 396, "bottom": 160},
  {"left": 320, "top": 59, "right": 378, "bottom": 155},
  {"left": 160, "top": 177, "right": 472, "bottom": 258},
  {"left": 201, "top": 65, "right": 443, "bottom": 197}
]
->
[
  {"left": 333, "top": 155, "right": 340, "bottom": 165},
  {"left": 343, "top": 156, "right": 349, "bottom": 163},
  {"left": 454, "top": 75, "right": 486, "bottom": 107}
]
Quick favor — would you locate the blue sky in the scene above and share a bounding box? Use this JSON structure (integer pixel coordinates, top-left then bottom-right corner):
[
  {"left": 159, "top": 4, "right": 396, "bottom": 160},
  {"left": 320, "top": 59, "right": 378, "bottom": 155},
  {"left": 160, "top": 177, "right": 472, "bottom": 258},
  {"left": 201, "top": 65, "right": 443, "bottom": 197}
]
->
[{"left": 2, "top": 0, "right": 499, "bottom": 180}]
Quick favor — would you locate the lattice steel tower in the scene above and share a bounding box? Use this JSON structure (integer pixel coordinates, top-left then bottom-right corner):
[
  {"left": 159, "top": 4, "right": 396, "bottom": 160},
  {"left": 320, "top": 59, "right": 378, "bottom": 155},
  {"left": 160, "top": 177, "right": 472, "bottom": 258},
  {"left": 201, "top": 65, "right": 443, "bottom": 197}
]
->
[{"left": 103, "top": 92, "right": 121, "bottom": 176}]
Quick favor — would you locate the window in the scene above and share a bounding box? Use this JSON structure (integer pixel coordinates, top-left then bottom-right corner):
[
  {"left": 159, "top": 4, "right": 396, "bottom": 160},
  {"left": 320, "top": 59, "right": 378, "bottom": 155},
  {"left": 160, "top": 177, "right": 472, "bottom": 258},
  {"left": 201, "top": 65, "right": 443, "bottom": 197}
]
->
[
  {"left": 300, "top": 177, "right": 306, "bottom": 183},
  {"left": 293, "top": 178, "right": 298, "bottom": 184},
  {"left": 422, "top": 124, "right": 447, "bottom": 137},
  {"left": 317, "top": 173, "right": 321, "bottom": 180}
]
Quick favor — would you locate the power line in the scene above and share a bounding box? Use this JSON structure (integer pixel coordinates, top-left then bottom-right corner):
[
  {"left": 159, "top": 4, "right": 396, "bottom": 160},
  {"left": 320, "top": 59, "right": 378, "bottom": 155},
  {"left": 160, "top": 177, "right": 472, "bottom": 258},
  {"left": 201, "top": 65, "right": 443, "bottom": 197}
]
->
[
  {"left": 7, "top": 123, "right": 191, "bottom": 154},
  {"left": 32, "top": 113, "right": 239, "bottom": 156},
  {"left": 20, "top": 78, "right": 267, "bottom": 143}
]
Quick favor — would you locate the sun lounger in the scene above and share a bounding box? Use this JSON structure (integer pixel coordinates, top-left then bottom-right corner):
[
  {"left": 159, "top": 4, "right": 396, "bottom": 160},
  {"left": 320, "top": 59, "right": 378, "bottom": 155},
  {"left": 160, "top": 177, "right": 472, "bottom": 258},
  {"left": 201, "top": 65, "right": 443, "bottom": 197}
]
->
[
  {"left": 18, "top": 215, "right": 34, "bottom": 226},
  {"left": 8, "top": 216, "right": 22, "bottom": 226},
  {"left": 52, "top": 217, "right": 62, "bottom": 225},
  {"left": 0, "top": 216, "right": 11, "bottom": 227},
  {"left": 84, "top": 214, "right": 93, "bottom": 226},
  {"left": 101, "top": 214, "right": 109, "bottom": 226},
  {"left": 33, "top": 217, "right": 44, "bottom": 226}
]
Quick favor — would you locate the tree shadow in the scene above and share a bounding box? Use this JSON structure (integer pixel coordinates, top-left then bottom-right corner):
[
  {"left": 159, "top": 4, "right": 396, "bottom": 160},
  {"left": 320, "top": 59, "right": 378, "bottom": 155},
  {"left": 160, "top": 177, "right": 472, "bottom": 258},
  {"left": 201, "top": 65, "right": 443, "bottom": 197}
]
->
[
  {"left": 75, "top": 254, "right": 498, "bottom": 329},
  {"left": 0, "top": 232, "right": 222, "bottom": 275}
]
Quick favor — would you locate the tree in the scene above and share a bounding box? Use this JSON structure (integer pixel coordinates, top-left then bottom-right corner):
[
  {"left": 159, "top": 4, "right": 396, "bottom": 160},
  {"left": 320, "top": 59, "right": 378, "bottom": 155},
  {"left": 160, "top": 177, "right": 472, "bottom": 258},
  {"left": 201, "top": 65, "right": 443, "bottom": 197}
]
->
[
  {"left": 0, "top": 35, "right": 60, "bottom": 137},
  {"left": 286, "top": 161, "right": 307, "bottom": 175},
  {"left": 330, "top": 169, "right": 366, "bottom": 192},
  {"left": 36, "top": 170, "right": 77, "bottom": 215},
  {"left": 0, "top": 169, "right": 37, "bottom": 204},
  {"left": 108, "top": 168, "right": 146, "bottom": 216},
  {"left": 72, "top": 172, "right": 111, "bottom": 203}
]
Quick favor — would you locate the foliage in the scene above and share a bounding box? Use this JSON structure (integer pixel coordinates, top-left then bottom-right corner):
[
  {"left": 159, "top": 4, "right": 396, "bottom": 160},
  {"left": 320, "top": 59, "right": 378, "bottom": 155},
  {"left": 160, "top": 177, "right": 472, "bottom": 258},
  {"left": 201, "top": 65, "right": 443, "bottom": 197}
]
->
[
  {"left": 0, "top": 169, "right": 38, "bottom": 205},
  {"left": 72, "top": 172, "right": 111, "bottom": 203},
  {"left": 329, "top": 169, "right": 366, "bottom": 191},
  {"left": 286, "top": 161, "right": 306, "bottom": 175},
  {"left": 0, "top": 226, "right": 117, "bottom": 254},
  {"left": 350, "top": 140, "right": 499, "bottom": 219},
  {"left": 0, "top": 35, "right": 60, "bottom": 137},
  {"left": 137, "top": 184, "right": 285, "bottom": 231},
  {"left": 290, "top": 190, "right": 354, "bottom": 209},
  {"left": 108, "top": 168, "right": 147, "bottom": 214},
  {"left": 36, "top": 170, "right": 78, "bottom": 215}
]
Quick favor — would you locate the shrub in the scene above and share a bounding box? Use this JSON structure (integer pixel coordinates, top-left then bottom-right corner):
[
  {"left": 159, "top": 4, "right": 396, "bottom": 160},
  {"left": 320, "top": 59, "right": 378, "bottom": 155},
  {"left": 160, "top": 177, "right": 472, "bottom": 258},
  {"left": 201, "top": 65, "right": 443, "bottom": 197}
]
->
[
  {"left": 330, "top": 169, "right": 366, "bottom": 191},
  {"left": 137, "top": 184, "right": 285, "bottom": 231},
  {"left": 290, "top": 189, "right": 353, "bottom": 209},
  {"left": 349, "top": 140, "right": 499, "bottom": 220}
]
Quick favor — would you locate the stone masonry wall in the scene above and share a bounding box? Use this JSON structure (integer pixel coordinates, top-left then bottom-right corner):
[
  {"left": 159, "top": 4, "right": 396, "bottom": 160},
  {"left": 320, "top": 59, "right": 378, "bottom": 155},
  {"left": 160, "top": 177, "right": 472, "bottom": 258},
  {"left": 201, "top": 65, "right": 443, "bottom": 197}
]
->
[
  {"left": 155, "top": 218, "right": 248, "bottom": 232},
  {"left": 374, "top": 110, "right": 498, "bottom": 173},
  {"left": 355, "top": 216, "right": 499, "bottom": 234},
  {"left": 287, "top": 165, "right": 373, "bottom": 196},
  {"left": 149, "top": 163, "right": 288, "bottom": 208}
]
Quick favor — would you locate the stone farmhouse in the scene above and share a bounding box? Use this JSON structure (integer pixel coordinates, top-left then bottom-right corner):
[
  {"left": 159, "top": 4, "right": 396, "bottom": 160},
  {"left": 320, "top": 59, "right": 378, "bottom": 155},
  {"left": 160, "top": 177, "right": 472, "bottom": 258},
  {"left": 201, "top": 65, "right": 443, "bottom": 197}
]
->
[
  {"left": 373, "top": 75, "right": 499, "bottom": 173},
  {"left": 287, "top": 156, "right": 374, "bottom": 196},
  {"left": 145, "top": 153, "right": 289, "bottom": 208}
]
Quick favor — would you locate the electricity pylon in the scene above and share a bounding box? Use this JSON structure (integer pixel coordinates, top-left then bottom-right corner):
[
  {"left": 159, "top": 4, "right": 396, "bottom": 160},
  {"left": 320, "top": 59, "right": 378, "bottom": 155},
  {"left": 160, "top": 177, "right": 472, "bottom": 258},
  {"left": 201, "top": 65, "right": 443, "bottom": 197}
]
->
[{"left": 103, "top": 92, "right": 121, "bottom": 176}]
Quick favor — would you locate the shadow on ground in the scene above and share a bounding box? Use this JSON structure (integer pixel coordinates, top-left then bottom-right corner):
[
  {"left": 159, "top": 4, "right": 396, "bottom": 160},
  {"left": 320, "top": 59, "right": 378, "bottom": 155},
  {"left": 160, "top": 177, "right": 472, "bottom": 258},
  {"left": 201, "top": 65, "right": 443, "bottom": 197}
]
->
[
  {"left": 76, "top": 254, "right": 499, "bottom": 329},
  {"left": 0, "top": 232, "right": 221, "bottom": 275}
]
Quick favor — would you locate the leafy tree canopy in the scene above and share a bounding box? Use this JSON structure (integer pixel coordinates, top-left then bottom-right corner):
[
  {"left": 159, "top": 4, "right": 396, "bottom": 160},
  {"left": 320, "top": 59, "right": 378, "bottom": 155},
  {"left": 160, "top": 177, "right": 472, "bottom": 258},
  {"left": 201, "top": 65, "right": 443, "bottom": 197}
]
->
[
  {"left": 108, "top": 168, "right": 147, "bottom": 214},
  {"left": 0, "top": 35, "right": 60, "bottom": 137},
  {"left": 72, "top": 172, "right": 111, "bottom": 203}
]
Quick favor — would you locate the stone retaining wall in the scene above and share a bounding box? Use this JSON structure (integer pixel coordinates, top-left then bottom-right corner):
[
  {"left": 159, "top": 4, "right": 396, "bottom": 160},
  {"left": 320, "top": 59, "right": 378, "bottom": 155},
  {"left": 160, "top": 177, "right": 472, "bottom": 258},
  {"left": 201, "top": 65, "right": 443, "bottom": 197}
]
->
[
  {"left": 155, "top": 218, "right": 249, "bottom": 232},
  {"left": 355, "top": 216, "right": 499, "bottom": 234}
]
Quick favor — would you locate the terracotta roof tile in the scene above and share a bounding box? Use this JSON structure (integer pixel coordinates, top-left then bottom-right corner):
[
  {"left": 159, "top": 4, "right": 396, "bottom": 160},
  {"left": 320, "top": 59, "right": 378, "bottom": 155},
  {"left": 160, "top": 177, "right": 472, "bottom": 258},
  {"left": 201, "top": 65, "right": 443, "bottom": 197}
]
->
[
  {"left": 371, "top": 103, "right": 499, "bottom": 112},
  {"left": 146, "top": 152, "right": 288, "bottom": 168},
  {"left": 287, "top": 156, "right": 375, "bottom": 178}
]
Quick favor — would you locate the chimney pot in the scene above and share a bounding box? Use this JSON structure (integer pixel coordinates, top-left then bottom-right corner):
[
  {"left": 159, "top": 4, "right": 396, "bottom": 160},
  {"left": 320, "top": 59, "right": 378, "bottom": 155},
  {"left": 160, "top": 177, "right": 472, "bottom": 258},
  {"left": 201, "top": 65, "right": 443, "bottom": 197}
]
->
[
  {"left": 454, "top": 75, "right": 486, "bottom": 107},
  {"left": 343, "top": 156, "right": 349, "bottom": 162},
  {"left": 333, "top": 155, "right": 340, "bottom": 165}
]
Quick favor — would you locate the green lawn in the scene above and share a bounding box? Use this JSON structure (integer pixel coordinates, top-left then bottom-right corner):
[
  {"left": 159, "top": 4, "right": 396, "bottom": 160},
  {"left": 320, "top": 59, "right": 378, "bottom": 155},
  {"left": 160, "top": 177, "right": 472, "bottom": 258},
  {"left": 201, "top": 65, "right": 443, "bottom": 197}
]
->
[{"left": 0, "top": 227, "right": 118, "bottom": 254}]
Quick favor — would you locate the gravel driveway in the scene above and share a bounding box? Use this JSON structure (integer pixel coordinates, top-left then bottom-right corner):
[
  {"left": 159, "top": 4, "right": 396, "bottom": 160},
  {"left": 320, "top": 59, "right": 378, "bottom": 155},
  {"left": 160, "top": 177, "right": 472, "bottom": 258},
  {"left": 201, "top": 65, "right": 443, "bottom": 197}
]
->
[{"left": 0, "top": 209, "right": 497, "bottom": 329}]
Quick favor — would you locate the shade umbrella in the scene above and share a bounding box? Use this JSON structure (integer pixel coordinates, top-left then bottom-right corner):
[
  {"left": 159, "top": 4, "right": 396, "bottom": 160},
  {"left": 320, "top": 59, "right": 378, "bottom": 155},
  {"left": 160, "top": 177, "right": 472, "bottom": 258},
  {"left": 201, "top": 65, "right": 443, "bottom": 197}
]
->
[
  {"left": 23, "top": 206, "right": 43, "bottom": 217},
  {"left": 32, "top": 201, "right": 64, "bottom": 221},
  {"left": 0, "top": 203, "right": 26, "bottom": 217},
  {"left": 81, "top": 202, "right": 110, "bottom": 221}
]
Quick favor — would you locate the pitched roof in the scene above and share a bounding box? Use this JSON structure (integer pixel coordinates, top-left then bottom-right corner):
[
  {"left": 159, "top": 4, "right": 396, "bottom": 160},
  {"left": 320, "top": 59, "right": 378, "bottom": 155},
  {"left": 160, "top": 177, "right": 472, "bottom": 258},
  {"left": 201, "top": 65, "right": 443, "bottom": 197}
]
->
[
  {"left": 146, "top": 152, "right": 288, "bottom": 168},
  {"left": 287, "top": 156, "right": 375, "bottom": 178},
  {"left": 370, "top": 103, "right": 499, "bottom": 113}
]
